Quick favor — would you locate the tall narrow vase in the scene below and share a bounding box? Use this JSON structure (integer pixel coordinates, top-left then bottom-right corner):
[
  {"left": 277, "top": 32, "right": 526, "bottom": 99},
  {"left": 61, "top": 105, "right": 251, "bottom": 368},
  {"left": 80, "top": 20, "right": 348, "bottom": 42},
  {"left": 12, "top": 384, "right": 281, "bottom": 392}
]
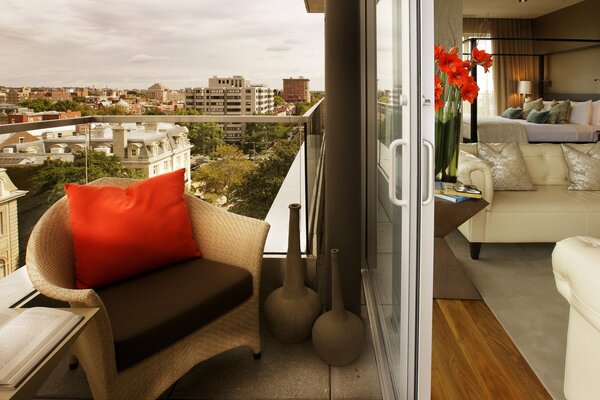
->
[
  {"left": 264, "top": 203, "right": 321, "bottom": 343},
  {"left": 435, "top": 76, "right": 463, "bottom": 183},
  {"left": 312, "top": 249, "right": 365, "bottom": 366}
]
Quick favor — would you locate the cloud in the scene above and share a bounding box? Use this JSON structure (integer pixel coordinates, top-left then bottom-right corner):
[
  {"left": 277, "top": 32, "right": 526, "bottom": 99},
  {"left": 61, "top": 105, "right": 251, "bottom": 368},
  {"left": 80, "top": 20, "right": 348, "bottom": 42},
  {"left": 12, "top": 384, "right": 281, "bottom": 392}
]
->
[
  {"left": 128, "top": 54, "right": 169, "bottom": 64},
  {"left": 266, "top": 45, "right": 291, "bottom": 53},
  {"left": 0, "top": 0, "right": 325, "bottom": 90}
]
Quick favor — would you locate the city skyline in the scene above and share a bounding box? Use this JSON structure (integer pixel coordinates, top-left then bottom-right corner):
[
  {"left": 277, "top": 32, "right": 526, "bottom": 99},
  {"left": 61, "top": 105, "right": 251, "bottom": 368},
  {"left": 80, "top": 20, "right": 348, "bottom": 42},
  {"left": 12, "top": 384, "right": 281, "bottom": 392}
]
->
[{"left": 0, "top": 0, "right": 324, "bottom": 90}]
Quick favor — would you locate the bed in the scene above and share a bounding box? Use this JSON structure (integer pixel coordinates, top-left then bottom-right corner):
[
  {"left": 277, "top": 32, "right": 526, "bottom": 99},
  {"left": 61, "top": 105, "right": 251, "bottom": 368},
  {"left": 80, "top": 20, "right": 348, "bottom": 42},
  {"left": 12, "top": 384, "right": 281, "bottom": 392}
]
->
[{"left": 463, "top": 115, "right": 600, "bottom": 143}]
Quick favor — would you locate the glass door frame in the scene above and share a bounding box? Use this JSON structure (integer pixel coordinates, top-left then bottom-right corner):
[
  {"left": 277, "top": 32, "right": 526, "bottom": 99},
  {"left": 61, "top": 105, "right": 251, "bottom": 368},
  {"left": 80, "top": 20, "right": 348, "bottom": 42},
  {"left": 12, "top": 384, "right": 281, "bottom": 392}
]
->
[{"left": 362, "top": 0, "right": 435, "bottom": 398}]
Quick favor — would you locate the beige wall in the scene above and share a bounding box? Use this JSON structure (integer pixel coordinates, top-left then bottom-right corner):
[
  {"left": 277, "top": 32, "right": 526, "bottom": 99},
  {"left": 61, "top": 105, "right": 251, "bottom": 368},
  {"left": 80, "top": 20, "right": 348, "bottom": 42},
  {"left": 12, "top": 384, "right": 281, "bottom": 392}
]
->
[
  {"left": 435, "top": 0, "right": 463, "bottom": 50},
  {"left": 533, "top": 0, "right": 600, "bottom": 95}
]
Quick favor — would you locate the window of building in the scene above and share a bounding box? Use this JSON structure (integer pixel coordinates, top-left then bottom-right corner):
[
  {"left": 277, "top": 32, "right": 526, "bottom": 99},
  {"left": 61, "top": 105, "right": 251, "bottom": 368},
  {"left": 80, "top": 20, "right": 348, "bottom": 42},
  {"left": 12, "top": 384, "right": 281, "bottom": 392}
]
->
[
  {"left": 18, "top": 137, "right": 24, "bottom": 143},
  {"left": 57, "top": 132, "right": 62, "bottom": 138},
  {"left": 0, "top": 259, "right": 5, "bottom": 278},
  {"left": 152, "top": 165, "right": 158, "bottom": 176},
  {"left": 131, "top": 148, "right": 138, "bottom": 157},
  {"left": 0, "top": 210, "right": 4, "bottom": 236},
  {"left": 462, "top": 34, "right": 495, "bottom": 116}
]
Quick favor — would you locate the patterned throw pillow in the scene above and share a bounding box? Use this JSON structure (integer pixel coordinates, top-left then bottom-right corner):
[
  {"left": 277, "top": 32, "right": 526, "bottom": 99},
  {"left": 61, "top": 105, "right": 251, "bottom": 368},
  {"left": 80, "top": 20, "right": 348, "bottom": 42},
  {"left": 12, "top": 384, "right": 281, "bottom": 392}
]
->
[
  {"left": 561, "top": 143, "right": 600, "bottom": 190},
  {"left": 526, "top": 109, "right": 550, "bottom": 124},
  {"left": 547, "top": 100, "right": 570, "bottom": 124},
  {"left": 501, "top": 107, "right": 524, "bottom": 119},
  {"left": 477, "top": 142, "right": 536, "bottom": 191},
  {"left": 521, "top": 98, "right": 543, "bottom": 119}
]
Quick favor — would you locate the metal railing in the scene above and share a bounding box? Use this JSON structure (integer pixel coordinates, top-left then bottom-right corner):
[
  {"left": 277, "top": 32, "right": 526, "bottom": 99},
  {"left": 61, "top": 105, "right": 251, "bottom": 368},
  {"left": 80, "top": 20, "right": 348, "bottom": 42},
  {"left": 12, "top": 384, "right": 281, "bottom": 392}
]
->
[{"left": 0, "top": 98, "right": 325, "bottom": 255}]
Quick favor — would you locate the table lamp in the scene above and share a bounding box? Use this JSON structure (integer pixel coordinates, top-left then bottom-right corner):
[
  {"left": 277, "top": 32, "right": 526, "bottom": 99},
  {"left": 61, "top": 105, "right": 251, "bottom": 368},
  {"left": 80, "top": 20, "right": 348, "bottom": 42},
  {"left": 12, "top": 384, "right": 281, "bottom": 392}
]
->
[{"left": 517, "top": 80, "right": 533, "bottom": 105}]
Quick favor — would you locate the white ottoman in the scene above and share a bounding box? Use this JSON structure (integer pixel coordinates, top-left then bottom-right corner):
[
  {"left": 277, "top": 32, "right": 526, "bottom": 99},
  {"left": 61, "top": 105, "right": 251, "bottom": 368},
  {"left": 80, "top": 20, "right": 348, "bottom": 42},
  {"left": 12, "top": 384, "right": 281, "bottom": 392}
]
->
[{"left": 553, "top": 236, "right": 600, "bottom": 400}]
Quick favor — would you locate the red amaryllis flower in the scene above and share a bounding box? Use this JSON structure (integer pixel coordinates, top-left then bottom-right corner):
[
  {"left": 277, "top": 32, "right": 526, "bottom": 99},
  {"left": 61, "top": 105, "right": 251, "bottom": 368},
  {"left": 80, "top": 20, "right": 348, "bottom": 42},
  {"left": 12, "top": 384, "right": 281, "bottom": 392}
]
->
[
  {"left": 447, "top": 66, "right": 469, "bottom": 87},
  {"left": 437, "top": 52, "right": 461, "bottom": 74},
  {"left": 471, "top": 48, "right": 492, "bottom": 65},
  {"left": 448, "top": 47, "right": 458, "bottom": 55},
  {"left": 482, "top": 58, "right": 493, "bottom": 73},
  {"left": 461, "top": 78, "right": 480, "bottom": 103},
  {"left": 434, "top": 45, "right": 444, "bottom": 60},
  {"left": 434, "top": 74, "right": 444, "bottom": 111}
]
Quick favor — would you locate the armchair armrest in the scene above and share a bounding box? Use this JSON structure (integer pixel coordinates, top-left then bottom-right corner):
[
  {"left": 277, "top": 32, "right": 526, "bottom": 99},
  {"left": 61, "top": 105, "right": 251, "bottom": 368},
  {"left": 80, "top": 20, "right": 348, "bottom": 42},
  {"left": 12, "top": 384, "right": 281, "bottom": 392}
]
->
[
  {"left": 458, "top": 151, "right": 494, "bottom": 206},
  {"left": 553, "top": 236, "right": 600, "bottom": 332},
  {"left": 185, "top": 195, "right": 270, "bottom": 276}
]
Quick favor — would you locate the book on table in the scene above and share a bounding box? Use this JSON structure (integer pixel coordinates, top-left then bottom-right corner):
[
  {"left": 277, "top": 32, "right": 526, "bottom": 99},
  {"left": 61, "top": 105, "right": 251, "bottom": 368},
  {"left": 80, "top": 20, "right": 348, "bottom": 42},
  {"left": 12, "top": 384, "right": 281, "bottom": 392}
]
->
[
  {"left": 0, "top": 307, "right": 83, "bottom": 390},
  {"left": 434, "top": 181, "right": 482, "bottom": 199},
  {"left": 434, "top": 193, "right": 471, "bottom": 203}
]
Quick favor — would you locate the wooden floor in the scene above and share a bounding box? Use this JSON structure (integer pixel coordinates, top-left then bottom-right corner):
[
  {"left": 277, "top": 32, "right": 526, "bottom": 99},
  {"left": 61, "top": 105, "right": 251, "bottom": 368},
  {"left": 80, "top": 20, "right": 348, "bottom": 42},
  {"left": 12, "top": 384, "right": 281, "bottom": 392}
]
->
[{"left": 432, "top": 299, "right": 553, "bottom": 400}]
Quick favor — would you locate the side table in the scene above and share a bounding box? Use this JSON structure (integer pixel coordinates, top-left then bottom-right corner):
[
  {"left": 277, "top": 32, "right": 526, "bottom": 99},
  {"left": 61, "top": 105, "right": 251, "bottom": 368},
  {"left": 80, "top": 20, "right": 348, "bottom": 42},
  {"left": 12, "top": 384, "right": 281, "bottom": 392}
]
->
[
  {"left": 434, "top": 197, "right": 488, "bottom": 299},
  {"left": 0, "top": 308, "right": 98, "bottom": 400}
]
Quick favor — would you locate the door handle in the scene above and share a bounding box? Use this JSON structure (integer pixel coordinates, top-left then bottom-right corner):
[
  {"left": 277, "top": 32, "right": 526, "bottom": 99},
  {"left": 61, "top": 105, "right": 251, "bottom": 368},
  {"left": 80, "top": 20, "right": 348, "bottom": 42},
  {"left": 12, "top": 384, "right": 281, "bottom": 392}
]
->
[
  {"left": 388, "top": 138, "right": 409, "bottom": 207},
  {"left": 422, "top": 140, "right": 435, "bottom": 205}
]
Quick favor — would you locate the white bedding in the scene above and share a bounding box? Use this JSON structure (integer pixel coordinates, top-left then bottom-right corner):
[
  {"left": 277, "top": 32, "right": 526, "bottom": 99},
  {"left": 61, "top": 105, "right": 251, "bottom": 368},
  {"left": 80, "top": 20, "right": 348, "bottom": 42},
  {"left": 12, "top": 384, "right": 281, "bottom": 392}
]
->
[{"left": 463, "top": 115, "right": 599, "bottom": 143}]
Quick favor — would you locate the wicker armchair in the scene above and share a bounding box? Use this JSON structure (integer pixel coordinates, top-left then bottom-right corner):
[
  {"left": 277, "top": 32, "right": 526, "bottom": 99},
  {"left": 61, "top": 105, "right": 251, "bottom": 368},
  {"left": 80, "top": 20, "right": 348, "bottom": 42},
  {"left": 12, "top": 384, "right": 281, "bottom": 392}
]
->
[{"left": 26, "top": 178, "right": 270, "bottom": 400}]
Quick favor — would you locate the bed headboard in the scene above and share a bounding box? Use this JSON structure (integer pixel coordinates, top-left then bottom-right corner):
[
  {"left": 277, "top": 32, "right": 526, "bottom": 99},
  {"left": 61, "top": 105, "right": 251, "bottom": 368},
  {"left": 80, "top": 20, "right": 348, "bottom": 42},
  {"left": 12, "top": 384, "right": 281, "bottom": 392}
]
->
[{"left": 542, "top": 93, "right": 600, "bottom": 102}]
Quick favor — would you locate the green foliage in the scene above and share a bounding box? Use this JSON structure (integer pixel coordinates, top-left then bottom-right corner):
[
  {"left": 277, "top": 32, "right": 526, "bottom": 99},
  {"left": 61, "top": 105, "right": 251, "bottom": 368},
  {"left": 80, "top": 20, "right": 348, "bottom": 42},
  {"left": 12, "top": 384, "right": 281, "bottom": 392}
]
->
[
  {"left": 17, "top": 98, "right": 53, "bottom": 112},
  {"left": 229, "top": 136, "right": 301, "bottom": 219},
  {"left": 192, "top": 145, "right": 255, "bottom": 205},
  {"left": 52, "top": 100, "right": 81, "bottom": 112},
  {"left": 31, "top": 152, "right": 144, "bottom": 204},
  {"left": 186, "top": 123, "right": 225, "bottom": 156},
  {"left": 274, "top": 95, "right": 284, "bottom": 106},
  {"left": 242, "top": 123, "right": 292, "bottom": 154},
  {"left": 377, "top": 95, "right": 390, "bottom": 104},
  {"left": 294, "top": 101, "right": 310, "bottom": 116}
]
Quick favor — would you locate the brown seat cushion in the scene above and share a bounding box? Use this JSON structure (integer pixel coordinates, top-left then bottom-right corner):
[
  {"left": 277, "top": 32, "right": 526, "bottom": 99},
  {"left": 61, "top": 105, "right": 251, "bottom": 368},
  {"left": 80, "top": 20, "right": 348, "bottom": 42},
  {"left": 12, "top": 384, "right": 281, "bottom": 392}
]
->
[{"left": 96, "top": 258, "right": 253, "bottom": 371}]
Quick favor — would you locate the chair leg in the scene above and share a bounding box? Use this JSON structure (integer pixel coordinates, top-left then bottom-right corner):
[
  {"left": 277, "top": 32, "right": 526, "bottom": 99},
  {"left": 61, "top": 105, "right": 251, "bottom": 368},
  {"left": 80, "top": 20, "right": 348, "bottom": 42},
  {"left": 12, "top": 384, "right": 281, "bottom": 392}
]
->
[
  {"left": 68, "top": 355, "right": 79, "bottom": 370},
  {"left": 470, "top": 242, "right": 482, "bottom": 260},
  {"left": 253, "top": 352, "right": 262, "bottom": 360}
]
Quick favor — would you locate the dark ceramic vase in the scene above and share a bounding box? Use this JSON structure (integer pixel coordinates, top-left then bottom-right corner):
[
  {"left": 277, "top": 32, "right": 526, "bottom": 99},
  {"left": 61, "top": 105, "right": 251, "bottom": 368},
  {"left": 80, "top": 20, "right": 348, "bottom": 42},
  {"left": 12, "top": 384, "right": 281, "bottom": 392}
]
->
[
  {"left": 312, "top": 249, "right": 365, "bottom": 366},
  {"left": 264, "top": 203, "right": 321, "bottom": 343}
]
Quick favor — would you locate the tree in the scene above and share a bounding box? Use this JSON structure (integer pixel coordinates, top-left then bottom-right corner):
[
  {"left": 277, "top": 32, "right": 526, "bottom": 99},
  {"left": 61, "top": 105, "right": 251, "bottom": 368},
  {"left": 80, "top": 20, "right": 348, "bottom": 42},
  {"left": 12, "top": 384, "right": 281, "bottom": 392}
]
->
[
  {"left": 187, "top": 123, "right": 225, "bottom": 156},
  {"left": 294, "top": 102, "right": 310, "bottom": 116},
  {"left": 192, "top": 145, "right": 255, "bottom": 206},
  {"left": 242, "top": 122, "right": 292, "bottom": 154},
  {"left": 18, "top": 98, "right": 53, "bottom": 112},
  {"left": 31, "top": 152, "right": 144, "bottom": 204},
  {"left": 229, "top": 136, "right": 301, "bottom": 219},
  {"left": 52, "top": 100, "right": 81, "bottom": 112},
  {"left": 274, "top": 95, "right": 284, "bottom": 106}
]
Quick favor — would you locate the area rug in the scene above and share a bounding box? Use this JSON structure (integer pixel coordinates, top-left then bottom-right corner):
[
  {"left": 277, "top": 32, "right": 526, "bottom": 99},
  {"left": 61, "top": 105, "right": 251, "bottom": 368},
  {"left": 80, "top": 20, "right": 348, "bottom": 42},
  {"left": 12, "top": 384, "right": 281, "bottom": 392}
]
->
[{"left": 447, "top": 231, "right": 569, "bottom": 400}]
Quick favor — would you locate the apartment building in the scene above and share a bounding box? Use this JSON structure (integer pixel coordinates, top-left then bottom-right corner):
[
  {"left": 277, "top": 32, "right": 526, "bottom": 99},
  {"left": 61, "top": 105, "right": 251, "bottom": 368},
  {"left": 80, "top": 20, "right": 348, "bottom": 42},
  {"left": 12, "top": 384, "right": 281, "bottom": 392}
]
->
[
  {"left": 6, "top": 88, "right": 31, "bottom": 104},
  {"left": 6, "top": 111, "right": 81, "bottom": 124},
  {"left": 185, "top": 75, "right": 274, "bottom": 142},
  {"left": 0, "top": 169, "right": 27, "bottom": 278},
  {"left": 283, "top": 77, "right": 311, "bottom": 103},
  {"left": 0, "top": 123, "right": 193, "bottom": 184}
]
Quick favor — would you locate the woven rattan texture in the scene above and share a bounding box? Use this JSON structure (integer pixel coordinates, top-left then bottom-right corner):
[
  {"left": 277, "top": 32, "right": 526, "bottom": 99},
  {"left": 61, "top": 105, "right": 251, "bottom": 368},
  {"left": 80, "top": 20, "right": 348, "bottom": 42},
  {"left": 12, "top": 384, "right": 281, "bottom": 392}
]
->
[{"left": 26, "top": 177, "right": 270, "bottom": 399}]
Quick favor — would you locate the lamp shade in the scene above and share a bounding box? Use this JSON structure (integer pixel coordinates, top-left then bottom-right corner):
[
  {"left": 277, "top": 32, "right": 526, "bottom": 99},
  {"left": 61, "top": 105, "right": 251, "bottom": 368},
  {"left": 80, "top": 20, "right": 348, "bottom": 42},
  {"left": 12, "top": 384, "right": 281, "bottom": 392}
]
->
[{"left": 517, "top": 80, "right": 533, "bottom": 95}]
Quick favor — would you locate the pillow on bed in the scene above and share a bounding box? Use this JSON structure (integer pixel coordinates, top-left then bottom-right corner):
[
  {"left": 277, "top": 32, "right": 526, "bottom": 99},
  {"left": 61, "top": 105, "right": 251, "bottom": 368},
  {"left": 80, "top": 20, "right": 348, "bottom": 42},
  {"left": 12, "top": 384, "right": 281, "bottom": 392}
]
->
[
  {"left": 561, "top": 143, "right": 600, "bottom": 190},
  {"left": 592, "top": 100, "right": 600, "bottom": 126},
  {"left": 542, "top": 101, "right": 554, "bottom": 111},
  {"left": 526, "top": 109, "right": 550, "bottom": 124},
  {"left": 501, "top": 107, "right": 523, "bottom": 119},
  {"left": 521, "top": 97, "right": 543, "bottom": 119},
  {"left": 569, "top": 100, "right": 593, "bottom": 125},
  {"left": 547, "top": 100, "right": 570, "bottom": 124},
  {"left": 477, "top": 142, "right": 536, "bottom": 191}
]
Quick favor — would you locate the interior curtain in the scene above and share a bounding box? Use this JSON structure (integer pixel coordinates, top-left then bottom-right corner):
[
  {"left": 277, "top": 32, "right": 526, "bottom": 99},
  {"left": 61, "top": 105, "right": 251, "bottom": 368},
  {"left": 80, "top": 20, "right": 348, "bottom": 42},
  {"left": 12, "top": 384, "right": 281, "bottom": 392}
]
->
[
  {"left": 463, "top": 18, "right": 536, "bottom": 114},
  {"left": 490, "top": 19, "right": 535, "bottom": 112}
]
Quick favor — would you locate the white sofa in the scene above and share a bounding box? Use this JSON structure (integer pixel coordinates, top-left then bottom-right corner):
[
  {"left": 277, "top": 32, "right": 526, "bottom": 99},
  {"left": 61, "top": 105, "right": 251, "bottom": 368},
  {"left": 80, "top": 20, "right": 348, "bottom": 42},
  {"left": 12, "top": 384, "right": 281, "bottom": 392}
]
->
[
  {"left": 457, "top": 143, "right": 600, "bottom": 259},
  {"left": 553, "top": 236, "right": 600, "bottom": 400}
]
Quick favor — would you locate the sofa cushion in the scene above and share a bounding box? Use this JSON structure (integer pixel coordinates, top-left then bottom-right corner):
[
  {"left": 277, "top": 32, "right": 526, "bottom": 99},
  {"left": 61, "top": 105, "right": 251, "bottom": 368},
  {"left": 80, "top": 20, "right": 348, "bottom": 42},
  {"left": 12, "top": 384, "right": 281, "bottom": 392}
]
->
[
  {"left": 478, "top": 142, "right": 536, "bottom": 191},
  {"left": 65, "top": 169, "right": 201, "bottom": 289},
  {"left": 482, "top": 186, "right": 600, "bottom": 242},
  {"left": 561, "top": 143, "right": 600, "bottom": 190},
  {"left": 96, "top": 257, "right": 253, "bottom": 371}
]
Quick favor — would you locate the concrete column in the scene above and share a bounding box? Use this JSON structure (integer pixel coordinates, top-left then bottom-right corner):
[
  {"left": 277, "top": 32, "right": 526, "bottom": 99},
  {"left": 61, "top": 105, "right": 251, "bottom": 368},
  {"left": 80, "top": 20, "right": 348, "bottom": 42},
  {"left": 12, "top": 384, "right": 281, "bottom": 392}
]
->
[{"left": 324, "top": 0, "right": 362, "bottom": 315}]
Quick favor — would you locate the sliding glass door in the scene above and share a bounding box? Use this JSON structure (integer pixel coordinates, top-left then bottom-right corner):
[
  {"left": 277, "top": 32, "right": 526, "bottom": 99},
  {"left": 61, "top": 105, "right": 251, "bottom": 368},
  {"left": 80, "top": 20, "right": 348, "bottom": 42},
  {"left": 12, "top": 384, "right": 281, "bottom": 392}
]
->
[{"left": 364, "top": 0, "right": 434, "bottom": 398}]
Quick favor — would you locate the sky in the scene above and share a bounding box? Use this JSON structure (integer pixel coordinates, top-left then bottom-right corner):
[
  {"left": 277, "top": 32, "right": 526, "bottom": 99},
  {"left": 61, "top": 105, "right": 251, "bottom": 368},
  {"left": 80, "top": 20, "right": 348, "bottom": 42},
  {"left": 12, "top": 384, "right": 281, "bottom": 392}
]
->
[{"left": 0, "top": 0, "right": 325, "bottom": 90}]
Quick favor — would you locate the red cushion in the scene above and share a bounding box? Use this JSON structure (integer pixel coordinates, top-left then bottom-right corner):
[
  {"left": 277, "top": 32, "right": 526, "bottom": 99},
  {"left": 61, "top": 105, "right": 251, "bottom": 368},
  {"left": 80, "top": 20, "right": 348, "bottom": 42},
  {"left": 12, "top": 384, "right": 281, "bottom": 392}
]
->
[{"left": 65, "top": 169, "right": 201, "bottom": 289}]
